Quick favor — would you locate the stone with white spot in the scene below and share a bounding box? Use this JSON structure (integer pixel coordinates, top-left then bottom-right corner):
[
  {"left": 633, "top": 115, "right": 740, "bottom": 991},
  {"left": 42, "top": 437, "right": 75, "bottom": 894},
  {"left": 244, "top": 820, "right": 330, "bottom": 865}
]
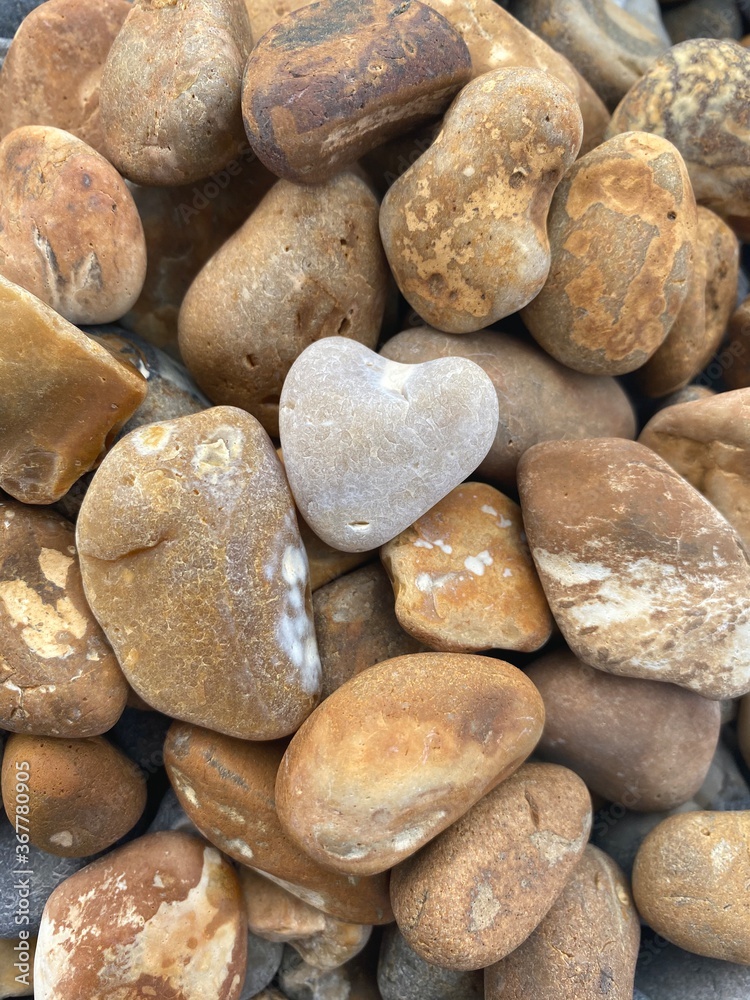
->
[
  {"left": 381, "top": 482, "right": 552, "bottom": 653},
  {"left": 275, "top": 652, "right": 544, "bottom": 875},
  {"left": 390, "top": 762, "right": 591, "bottom": 971},
  {"left": 76, "top": 406, "right": 321, "bottom": 740},
  {"left": 517, "top": 437, "right": 750, "bottom": 699},
  {"left": 279, "top": 338, "right": 499, "bottom": 552},
  {"left": 33, "top": 831, "right": 247, "bottom": 1000},
  {"left": 633, "top": 811, "right": 750, "bottom": 964}
]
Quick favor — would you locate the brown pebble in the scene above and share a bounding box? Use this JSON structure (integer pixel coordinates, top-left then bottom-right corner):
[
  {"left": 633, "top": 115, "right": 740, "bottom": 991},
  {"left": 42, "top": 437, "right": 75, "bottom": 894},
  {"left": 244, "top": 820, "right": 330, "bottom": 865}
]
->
[
  {"left": 245, "top": 0, "right": 312, "bottom": 40},
  {"left": 725, "top": 295, "right": 750, "bottom": 390},
  {"left": 302, "top": 518, "right": 375, "bottom": 592}
]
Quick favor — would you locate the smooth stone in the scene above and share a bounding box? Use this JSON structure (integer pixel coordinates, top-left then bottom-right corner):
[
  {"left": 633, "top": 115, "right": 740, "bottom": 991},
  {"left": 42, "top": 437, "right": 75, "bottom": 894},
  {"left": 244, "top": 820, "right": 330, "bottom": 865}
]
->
[
  {"left": 279, "top": 338, "right": 499, "bottom": 552},
  {"left": 299, "top": 512, "right": 375, "bottom": 592},
  {"left": 485, "top": 844, "right": 640, "bottom": 999},
  {"left": 100, "top": 0, "right": 253, "bottom": 185},
  {"left": 76, "top": 407, "right": 321, "bottom": 740},
  {"left": 277, "top": 948, "right": 349, "bottom": 1000},
  {"left": 0, "top": 499, "right": 127, "bottom": 736},
  {"left": 635, "top": 941, "right": 750, "bottom": 1000},
  {"left": 313, "top": 563, "right": 426, "bottom": 701},
  {"left": 0, "top": 276, "right": 147, "bottom": 504},
  {"left": 526, "top": 650, "right": 721, "bottom": 810},
  {"left": 275, "top": 652, "right": 544, "bottom": 875},
  {"left": 391, "top": 762, "right": 591, "bottom": 970},
  {"left": 179, "top": 173, "right": 388, "bottom": 438},
  {"left": 633, "top": 811, "right": 750, "bottom": 963},
  {"left": 591, "top": 806, "right": 690, "bottom": 881},
  {"left": 0, "top": 936, "right": 35, "bottom": 997},
  {"left": 245, "top": 0, "right": 311, "bottom": 39},
  {"left": 521, "top": 132, "right": 697, "bottom": 377},
  {"left": 1, "top": 734, "right": 145, "bottom": 857},
  {"left": 610, "top": 0, "right": 670, "bottom": 46},
  {"left": 380, "top": 327, "right": 636, "bottom": 491},
  {"left": 662, "top": 0, "right": 742, "bottom": 42},
  {"left": 379, "top": 68, "right": 582, "bottom": 333},
  {"left": 240, "top": 930, "right": 284, "bottom": 1000},
  {"left": 378, "top": 925, "right": 483, "bottom": 1000},
  {"left": 163, "top": 722, "right": 394, "bottom": 925},
  {"left": 34, "top": 831, "right": 247, "bottom": 999},
  {"left": 725, "top": 296, "right": 750, "bottom": 390},
  {"left": 242, "top": 0, "right": 471, "bottom": 183},
  {"left": 381, "top": 482, "right": 552, "bottom": 653},
  {"left": 0, "top": 0, "right": 130, "bottom": 156},
  {"left": 517, "top": 438, "right": 750, "bottom": 700},
  {"left": 656, "top": 385, "right": 716, "bottom": 409}
]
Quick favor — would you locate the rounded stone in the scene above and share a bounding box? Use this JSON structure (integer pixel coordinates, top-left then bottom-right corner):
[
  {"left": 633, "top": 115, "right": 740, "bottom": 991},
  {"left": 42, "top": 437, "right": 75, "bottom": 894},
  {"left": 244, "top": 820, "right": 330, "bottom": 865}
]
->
[
  {"left": 377, "top": 925, "right": 483, "bottom": 1000},
  {"left": 725, "top": 296, "right": 750, "bottom": 390},
  {"left": 275, "top": 652, "right": 544, "bottom": 875},
  {"left": 245, "top": 0, "right": 311, "bottom": 40},
  {"left": 240, "top": 930, "right": 284, "bottom": 1000},
  {"left": 279, "top": 338, "right": 499, "bottom": 553}
]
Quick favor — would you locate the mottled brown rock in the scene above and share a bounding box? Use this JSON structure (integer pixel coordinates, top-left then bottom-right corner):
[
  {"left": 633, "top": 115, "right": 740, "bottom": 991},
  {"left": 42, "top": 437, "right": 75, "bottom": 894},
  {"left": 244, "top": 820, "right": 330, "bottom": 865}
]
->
[
  {"left": 179, "top": 173, "right": 388, "bottom": 438},
  {"left": 391, "top": 763, "right": 591, "bottom": 971},
  {"left": 0, "top": 936, "right": 35, "bottom": 997},
  {"left": 381, "top": 483, "right": 552, "bottom": 653},
  {"left": 276, "top": 653, "right": 544, "bottom": 875},
  {"left": 34, "top": 831, "right": 247, "bottom": 1000},
  {"left": 380, "top": 327, "right": 636, "bottom": 490},
  {"left": 303, "top": 519, "right": 375, "bottom": 592},
  {"left": 1, "top": 733, "right": 145, "bottom": 857},
  {"left": 518, "top": 438, "right": 750, "bottom": 700},
  {"left": 513, "top": 0, "right": 668, "bottom": 109},
  {"left": 521, "top": 131, "right": 697, "bottom": 376},
  {"left": 639, "top": 389, "right": 750, "bottom": 551},
  {"left": 0, "top": 499, "right": 127, "bottom": 737},
  {"left": 76, "top": 407, "right": 321, "bottom": 740},
  {"left": 526, "top": 650, "right": 721, "bottom": 810},
  {"left": 0, "top": 126, "right": 146, "bottom": 324},
  {"left": 633, "top": 811, "right": 750, "bottom": 963},
  {"left": 725, "top": 295, "right": 750, "bottom": 390},
  {"left": 0, "top": 0, "right": 130, "bottom": 156},
  {"left": 164, "top": 722, "right": 394, "bottom": 925},
  {"left": 314, "top": 563, "right": 426, "bottom": 700},
  {"left": 485, "top": 845, "right": 640, "bottom": 1000},
  {"left": 242, "top": 0, "right": 471, "bottom": 183},
  {"left": 0, "top": 276, "right": 147, "bottom": 504},
  {"left": 606, "top": 40, "right": 750, "bottom": 228},
  {"left": 380, "top": 68, "right": 582, "bottom": 333}
]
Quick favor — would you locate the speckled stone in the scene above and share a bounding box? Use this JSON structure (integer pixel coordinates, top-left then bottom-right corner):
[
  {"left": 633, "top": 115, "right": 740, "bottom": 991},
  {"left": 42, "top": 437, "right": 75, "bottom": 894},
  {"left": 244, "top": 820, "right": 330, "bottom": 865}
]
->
[
  {"left": 377, "top": 925, "right": 483, "bottom": 1000},
  {"left": 635, "top": 941, "right": 750, "bottom": 1000}
]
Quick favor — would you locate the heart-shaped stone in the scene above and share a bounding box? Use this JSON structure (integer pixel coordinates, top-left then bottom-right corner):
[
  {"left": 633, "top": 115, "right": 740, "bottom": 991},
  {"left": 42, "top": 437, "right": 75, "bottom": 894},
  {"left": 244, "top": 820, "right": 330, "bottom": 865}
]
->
[{"left": 279, "top": 338, "right": 499, "bottom": 552}]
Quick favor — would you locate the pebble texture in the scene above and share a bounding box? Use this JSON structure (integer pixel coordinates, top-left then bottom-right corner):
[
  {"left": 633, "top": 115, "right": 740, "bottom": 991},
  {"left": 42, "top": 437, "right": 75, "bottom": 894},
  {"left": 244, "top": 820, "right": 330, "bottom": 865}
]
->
[
  {"left": 726, "top": 296, "right": 750, "bottom": 391},
  {"left": 279, "top": 338, "right": 499, "bottom": 552},
  {"left": 380, "top": 68, "right": 582, "bottom": 333},
  {"left": 76, "top": 407, "right": 321, "bottom": 740},
  {"left": 378, "top": 925, "right": 484, "bottom": 1000},
  {"left": 635, "top": 941, "right": 750, "bottom": 1000},
  {"left": 518, "top": 438, "right": 750, "bottom": 700}
]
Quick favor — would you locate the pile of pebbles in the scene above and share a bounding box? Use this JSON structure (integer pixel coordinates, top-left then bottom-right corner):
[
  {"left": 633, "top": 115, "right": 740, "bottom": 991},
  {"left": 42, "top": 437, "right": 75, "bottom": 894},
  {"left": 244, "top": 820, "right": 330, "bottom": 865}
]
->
[{"left": 0, "top": 0, "right": 750, "bottom": 997}]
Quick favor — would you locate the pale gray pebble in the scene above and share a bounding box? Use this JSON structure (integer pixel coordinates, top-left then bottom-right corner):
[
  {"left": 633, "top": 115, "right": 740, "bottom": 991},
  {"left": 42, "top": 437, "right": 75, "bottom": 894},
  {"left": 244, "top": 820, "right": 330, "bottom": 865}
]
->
[
  {"left": 635, "top": 942, "right": 750, "bottom": 999},
  {"left": 377, "top": 925, "right": 483, "bottom": 1000},
  {"left": 662, "top": 0, "right": 742, "bottom": 42},
  {"left": 693, "top": 739, "right": 750, "bottom": 811},
  {"left": 147, "top": 787, "right": 201, "bottom": 837},
  {"left": 609, "top": 0, "right": 671, "bottom": 46},
  {"left": 241, "top": 932, "right": 284, "bottom": 1000},
  {"left": 277, "top": 947, "right": 350, "bottom": 1000}
]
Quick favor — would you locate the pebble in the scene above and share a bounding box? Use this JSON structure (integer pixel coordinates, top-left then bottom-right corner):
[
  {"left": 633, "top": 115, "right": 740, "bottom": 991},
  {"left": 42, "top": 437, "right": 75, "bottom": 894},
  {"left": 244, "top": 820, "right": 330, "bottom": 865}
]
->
[
  {"left": 390, "top": 762, "right": 591, "bottom": 970},
  {"left": 163, "top": 721, "right": 394, "bottom": 925},
  {"left": 277, "top": 947, "right": 350, "bottom": 1000},
  {"left": 0, "top": 498, "right": 127, "bottom": 736},
  {"left": 526, "top": 650, "right": 721, "bottom": 810},
  {"left": 0, "top": 126, "right": 147, "bottom": 325},
  {"left": 275, "top": 652, "right": 544, "bottom": 875},
  {"left": 0, "top": 0, "right": 130, "bottom": 156},
  {"left": 380, "top": 67, "right": 582, "bottom": 333},
  {"left": 591, "top": 806, "right": 687, "bottom": 881},
  {"left": 298, "top": 517, "right": 375, "bottom": 593},
  {"left": 179, "top": 172, "right": 388, "bottom": 438},
  {"left": 0, "top": 734, "right": 146, "bottom": 857},
  {"left": 377, "top": 925, "right": 483, "bottom": 1000},
  {"left": 240, "top": 931, "right": 284, "bottom": 1000},
  {"left": 0, "top": 275, "right": 147, "bottom": 504},
  {"left": 640, "top": 389, "right": 750, "bottom": 551},
  {"left": 34, "top": 831, "right": 247, "bottom": 999},
  {"left": 611, "top": 0, "right": 671, "bottom": 47},
  {"left": 725, "top": 295, "right": 750, "bottom": 390},
  {"left": 657, "top": 385, "right": 716, "bottom": 408},
  {"left": 633, "top": 810, "right": 750, "bottom": 963},
  {"left": 76, "top": 407, "right": 322, "bottom": 740},
  {"left": 246, "top": 0, "right": 311, "bottom": 40},
  {"left": 380, "top": 482, "right": 552, "bottom": 653},
  {"left": 0, "top": 936, "right": 35, "bottom": 997},
  {"left": 662, "top": 0, "right": 743, "bottom": 43},
  {"left": 147, "top": 786, "right": 200, "bottom": 837},
  {"left": 313, "top": 563, "right": 426, "bottom": 701},
  {"left": 521, "top": 131, "right": 698, "bottom": 376},
  {"left": 635, "top": 941, "right": 750, "bottom": 1000},
  {"left": 279, "top": 338, "right": 499, "bottom": 552},
  {"left": 100, "top": 0, "right": 253, "bottom": 186},
  {"left": 241, "top": 0, "right": 471, "bottom": 183},
  {"left": 693, "top": 739, "right": 750, "bottom": 811},
  {"left": 518, "top": 438, "right": 750, "bottom": 700},
  {"left": 380, "top": 326, "right": 636, "bottom": 490}
]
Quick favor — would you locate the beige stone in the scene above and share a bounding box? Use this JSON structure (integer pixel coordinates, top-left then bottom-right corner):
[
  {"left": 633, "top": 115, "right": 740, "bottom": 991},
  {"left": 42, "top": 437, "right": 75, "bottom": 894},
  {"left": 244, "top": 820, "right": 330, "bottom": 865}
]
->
[{"left": 244, "top": 0, "right": 312, "bottom": 40}]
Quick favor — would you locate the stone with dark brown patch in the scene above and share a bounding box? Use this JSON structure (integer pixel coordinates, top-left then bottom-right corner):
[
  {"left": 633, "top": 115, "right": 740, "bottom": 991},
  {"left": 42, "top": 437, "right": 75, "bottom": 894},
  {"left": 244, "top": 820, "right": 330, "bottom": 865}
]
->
[
  {"left": 521, "top": 131, "right": 697, "bottom": 376},
  {"left": 163, "top": 721, "right": 394, "bottom": 925},
  {"left": 34, "top": 831, "right": 247, "bottom": 999},
  {"left": 241, "top": 0, "right": 471, "bottom": 183}
]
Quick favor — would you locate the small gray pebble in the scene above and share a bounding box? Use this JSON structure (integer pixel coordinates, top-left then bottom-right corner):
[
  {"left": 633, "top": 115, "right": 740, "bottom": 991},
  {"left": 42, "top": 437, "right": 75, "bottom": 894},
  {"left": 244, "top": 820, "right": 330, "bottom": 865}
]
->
[
  {"left": 278, "top": 947, "right": 350, "bottom": 1000},
  {"left": 377, "top": 925, "right": 483, "bottom": 1000},
  {"left": 636, "top": 942, "right": 750, "bottom": 999},
  {"left": 240, "top": 932, "right": 284, "bottom": 1000}
]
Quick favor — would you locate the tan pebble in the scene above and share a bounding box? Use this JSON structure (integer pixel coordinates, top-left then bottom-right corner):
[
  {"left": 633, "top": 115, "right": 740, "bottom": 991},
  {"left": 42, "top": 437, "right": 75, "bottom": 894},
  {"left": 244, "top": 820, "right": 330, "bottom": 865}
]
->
[
  {"left": 301, "top": 518, "right": 375, "bottom": 592},
  {"left": 244, "top": 0, "right": 312, "bottom": 40},
  {"left": 526, "top": 649, "right": 721, "bottom": 810},
  {"left": 380, "top": 68, "right": 582, "bottom": 333},
  {"left": 381, "top": 483, "right": 551, "bottom": 653},
  {"left": 485, "top": 844, "right": 640, "bottom": 999},
  {"left": 34, "top": 831, "right": 247, "bottom": 999},
  {"left": 633, "top": 810, "right": 750, "bottom": 963},
  {"left": 0, "top": 936, "right": 35, "bottom": 997},
  {"left": 275, "top": 652, "right": 544, "bottom": 875},
  {"left": 391, "top": 762, "right": 591, "bottom": 971},
  {"left": 163, "top": 722, "right": 394, "bottom": 925},
  {"left": 724, "top": 296, "right": 750, "bottom": 390}
]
